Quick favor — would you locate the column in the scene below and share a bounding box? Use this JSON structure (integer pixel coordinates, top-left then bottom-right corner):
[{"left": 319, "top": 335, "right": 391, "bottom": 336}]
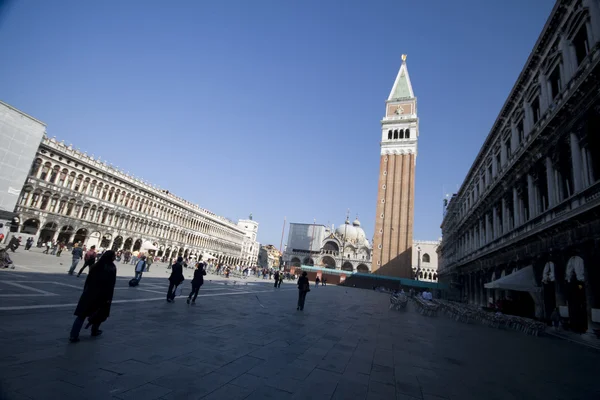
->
[
  {"left": 539, "top": 74, "right": 550, "bottom": 112},
  {"left": 501, "top": 142, "right": 507, "bottom": 166},
  {"left": 502, "top": 198, "right": 508, "bottom": 234},
  {"left": 485, "top": 213, "right": 491, "bottom": 244},
  {"left": 546, "top": 157, "right": 556, "bottom": 208},
  {"left": 513, "top": 188, "right": 520, "bottom": 227},
  {"left": 559, "top": 37, "right": 575, "bottom": 82},
  {"left": 570, "top": 133, "right": 583, "bottom": 193},
  {"left": 527, "top": 174, "right": 536, "bottom": 218},
  {"left": 493, "top": 206, "right": 499, "bottom": 238}
]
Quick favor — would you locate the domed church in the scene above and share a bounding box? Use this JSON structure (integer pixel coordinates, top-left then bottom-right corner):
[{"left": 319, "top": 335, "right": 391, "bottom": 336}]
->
[{"left": 284, "top": 217, "right": 373, "bottom": 273}]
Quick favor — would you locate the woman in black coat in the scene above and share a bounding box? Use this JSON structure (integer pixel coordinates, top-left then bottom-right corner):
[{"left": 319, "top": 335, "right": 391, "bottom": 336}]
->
[
  {"left": 167, "top": 256, "right": 185, "bottom": 302},
  {"left": 69, "top": 250, "right": 117, "bottom": 342},
  {"left": 297, "top": 271, "right": 310, "bottom": 311}
]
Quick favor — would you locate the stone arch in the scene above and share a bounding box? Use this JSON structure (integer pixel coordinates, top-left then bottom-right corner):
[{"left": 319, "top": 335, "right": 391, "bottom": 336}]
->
[
  {"left": 39, "top": 221, "right": 58, "bottom": 241},
  {"left": 341, "top": 262, "right": 353, "bottom": 272},
  {"left": 57, "top": 225, "right": 74, "bottom": 243},
  {"left": 357, "top": 264, "right": 369, "bottom": 273},
  {"left": 322, "top": 241, "right": 339, "bottom": 253},
  {"left": 123, "top": 237, "right": 133, "bottom": 251},
  {"left": 133, "top": 238, "right": 142, "bottom": 252},
  {"left": 87, "top": 231, "right": 101, "bottom": 248},
  {"left": 100, "top": 233, "right": 112, "bottom": 249},
  {"left": 112, "top": 236, "right": 123, "bottom": 251},
  {"left": 405, "top": 128, "right": 410, "bottom": 138},
  {"left": 303, "top": 257, "right": 314, "bottom": 266},
  {"left": 40, "top": 161, "right": 51, "bottom": 180},
  {"left": 164, "top": 248, "right": 172, "bottom": 259},
  {"left": 422, "top": 253, "right": 431, "bottom": 263},
  {"left": 184, "top": 249, "right": 190, "bottom": 259},
  {"left": 322, "top": 256, "right": 336, "bottom": 268},
  {"left": 565, "top": 256, "right": 585, "bottom": 282},
  {"left": 73, "top": 228, "right": 88, "bottom": 244},
  {"left": 291, "top": 257, "right": 301, "bottom": 267},
  {"left": 20, "top": 218, "right": 39, "bottom": 235}
]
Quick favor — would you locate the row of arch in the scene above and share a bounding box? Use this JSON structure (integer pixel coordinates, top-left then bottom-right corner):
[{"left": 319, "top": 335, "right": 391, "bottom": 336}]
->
[
  {"left": 28, "top": 158, "right": 240, "bottom": 243},
  {"left": 20, "top": 218, "right": 242, "bottom": 260},
  {"left": 387, "top": 128, "right": 411, "bottom": 140},
  {"left": 289, "top": 256, "right": 370, "bottom": 273},
  {"left": 18, "top": 185, "right": 241, "bottom": 254}
]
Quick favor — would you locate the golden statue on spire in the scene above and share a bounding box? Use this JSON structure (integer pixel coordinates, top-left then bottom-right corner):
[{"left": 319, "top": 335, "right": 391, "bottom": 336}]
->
[{"left": 401, "top": 54, "right": 407, "bottom": 62}]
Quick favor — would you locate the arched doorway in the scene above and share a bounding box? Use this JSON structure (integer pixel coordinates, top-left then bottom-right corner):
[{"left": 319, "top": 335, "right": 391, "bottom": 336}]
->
[
  {"left": 164, "top": 248, "right": 171, "bottom": 260},
  {"left": 73, "top": 228, "right": 88, "bottom": 245},
  {"left": 100, "top": 234, "right": 112, "bottom": 249},
  {"left": 39, "top": 222, "right": 57, "bottom": 242},
  {"left": 291, "top": 257, "right": 301, "bottom": 267},
  {"left": 157, "top": 246, "right": 164, "bottom": 257},
  {"left": 20, "top": 219, "right": 40, "bottom": 235},
  {"left": 322, "top": 256, "right": 336, "bottom": 268},
  {"left": 357, "top": 264, "right": 369, "bottom": 273},
  {"left": 87, "top": 231, "right": 101, "bottom": 248},
  {"left": 133, "top": 239, "right": 142, "bottom": 252},
  {"left": 184, "top": 249, "right": 190, "bottom": 259},
  {"left": 123, "top": 237, "right": 133, "bottom": 251},
  {"left": 112, "top": 236, "right": 123, "bottom": 251},
  {"left": 341, "top": 262, "right": 353, "bottom": 272},
  {"left": 303, "top": 257, "right": 314, "bottom": 266},
  {"left": 57, "top": 225, "right": 74, "bottom": 243},
  {"left": 178, "top": 248, "right": 184, "bottom": 256},
  {"left": 566, "top": 256, "right": 587, "bottom": 333},
  {"left": 322, "top": 241, "right": 339, "bottom": 254}
]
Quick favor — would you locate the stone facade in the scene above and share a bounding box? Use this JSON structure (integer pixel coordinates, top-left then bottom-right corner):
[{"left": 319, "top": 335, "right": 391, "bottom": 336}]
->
[
  {"left": 438, "top": 0, "right": 600, "bottom": 333},
  {"left": 412, "top": 240, "right": 440, "bottom": 282},
  {"left": 372, "top": 57, "right": 418, "bottom": 278},
  {"left": 258, "top": 244, "right": 281, "bottom": 269},
  {"left": 237, "top": 218, "right": 260, "bottom": 266},
  {"left": 16, "top": 136, "right": 245, "bottom": 264}
]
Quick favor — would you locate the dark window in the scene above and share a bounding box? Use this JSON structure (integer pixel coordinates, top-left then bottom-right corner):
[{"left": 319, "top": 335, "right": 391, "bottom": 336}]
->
[
  {"left": 495, "top": 153, "right": 501, "bottom": 173},
  {"left": 573, "top": 26, "right": 589, "bottom": 65},
  {"left": 393, "top": 130, "right": 398, "bottom": 139},
  {"left": 531, "top": 97, "right": 540, "bottom": 125},
  {"left": 549, "top": 66, "right": 561, "bottom": 99},
  {"left": 388, "top": 130, "right": 392, "bottom": 140},
  {"left": 399, "top": 129, "right": 404, "bottom": 139},
  {"left": 405, "top": 128, "right": 410, "bottom": 138},
  {"left": 422, "top": 253, "right": 430, "bottom": 263},
  {"left": 505, "top": 137, "right": 512, "bottom": 158},
  {"left": 517, "top": 120, "right": 524, "bottom": 143}
]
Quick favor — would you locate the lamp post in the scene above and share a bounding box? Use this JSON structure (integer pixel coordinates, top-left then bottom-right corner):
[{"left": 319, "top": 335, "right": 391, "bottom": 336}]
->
[
  {"left": 340, "top": 209, "right": 349, "bottom": 271},
  {"left": 416, "top": 245, "right": 421, "bottom": 280}
]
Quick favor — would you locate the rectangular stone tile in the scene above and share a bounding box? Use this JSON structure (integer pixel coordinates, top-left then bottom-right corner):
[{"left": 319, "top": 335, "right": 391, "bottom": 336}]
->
[
  {"left": 201, "top": 383, "right": 253, "bottom": 400},
  {"left": 370, "top": 364, "right": 394, "bottom": 385},
  {"left": 395, "top": 378, "right": 423, "bottom": 399},
  {"left": 263, "top": 375, "right": 301, "bottom": 394},
  {"left": 303, "top": 368, "right": 342, "bottom": 397},
  {"left": 368, "top": 381, "right": 395, "bottom": 399},
  {"left": 115, "top": 383, "right": 172, "bottom": 400},
  {"left": 17, "top": 380, "right": 86, "bottom": 400},
  {"left": 332, "top": 381, "right": 368, "bottom": 400},
  {"left": 276, "top": 365, "right": 314, "bottom": 381},
  {"left": 340, "top": 371, "right": 370, "bottom": 386},
  {"left": 229, "top": 373, "right": 265, "bottom": 390},
  {"left": 245, "top": 385, "right": 292, "bottom": 400},
  {"left": 215, "top": 355, "right": 263, "bottom": 378}
]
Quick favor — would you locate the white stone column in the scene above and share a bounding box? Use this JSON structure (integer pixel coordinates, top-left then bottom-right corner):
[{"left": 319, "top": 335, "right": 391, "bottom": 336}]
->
[
  {"left": 546, "top": 157, "right": 556, "bottom": 208},
  {"left": 570, "top": 133, "right": 583, "bottom": 193},
  {"left": 527, "top": 174, "right": 536, "bottom": 219},
  {"left": 513, "top": 188, "right": 520, "bottom": 227}
]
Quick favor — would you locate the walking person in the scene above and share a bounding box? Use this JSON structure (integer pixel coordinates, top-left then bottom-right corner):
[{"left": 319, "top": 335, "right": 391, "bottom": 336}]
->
[
  {"left": 134, "top": 255, "right": 146, "bottom": 282},
  {"left": 187, "top": 259, "right": 206, "bottom": 305},
  {"left": 56, "top": 241, "right": 65, "bottom": 257},
  {"left": 68, "top": 243, "right": 84, "bottom": 275},
  {"left": 51, "top": 241, "right": 58, "bottom": 255},
  {"left": 77, "top": 245, "right": 97, "bottom": 277},
  {"left": 315, "top": 276, "right": 320, "bottom": 287},
  {"left": 551, "top": 307, "right": 561, "bottom": 331},
  {"left": 145, "top": 255, "right": 153, "bottom": 272},
  {"left": 43, "top": 240, "right": 51, "bottom": 254},
  {"left": 274, "top": 271, "right": 280, "bottom": 288},
  {"left": 297, "top": 271, "right": 310, "bottom": 311},
  {"left": 69, "top": 250, "right": 117, "bottom": 343},
  {"left": 278, "top": 272, "right": 284, "bottom": 288},
  {"left": 166, "top": 256, "right": 185, "bottom": 302},
  {"left": 25, "top": 237, "right": 34, "bottom": 250}
]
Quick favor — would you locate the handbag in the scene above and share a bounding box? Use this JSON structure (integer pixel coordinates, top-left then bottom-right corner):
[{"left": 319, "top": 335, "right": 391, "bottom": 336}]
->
[{"left": 174, "top": 285, "right": 183, "bottom": 297}]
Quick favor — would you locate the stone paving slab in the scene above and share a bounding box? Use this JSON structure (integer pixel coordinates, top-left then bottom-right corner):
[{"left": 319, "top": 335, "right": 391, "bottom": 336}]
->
[{"left": 1, "top": 251, "right": 600, "bottom": 399}]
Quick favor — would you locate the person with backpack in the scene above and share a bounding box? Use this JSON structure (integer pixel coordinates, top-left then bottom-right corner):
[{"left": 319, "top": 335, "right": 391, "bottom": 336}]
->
[
  {"left": 297, "top": 271, "right": 310, "bottom": 311},
  {"left": 134, "top": 255, "right": 146, "bottom": 282},
  {"left": 166, "top": 257, "right": 185, "bottom": 302},
  {"left": 187, "top": 259, "right": 206, "bottom": 305},
  {"left": 77, "top": 245, "right": 97, "bottom": 277},
  {"left": 68, "top": 243, "right": 84, "bottom": 275}
]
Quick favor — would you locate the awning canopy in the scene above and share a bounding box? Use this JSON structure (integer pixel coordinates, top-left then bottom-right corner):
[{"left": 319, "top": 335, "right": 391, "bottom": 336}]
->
[
  {"left": 141, "top": 241, "right": 158, "bottom": 251},
  {"left": 484, "top": 265, "right": 541, "bottom": 292}
]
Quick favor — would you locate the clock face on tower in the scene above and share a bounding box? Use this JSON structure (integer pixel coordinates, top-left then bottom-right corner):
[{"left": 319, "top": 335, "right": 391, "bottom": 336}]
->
[{"left": 386, "top": 103, "right": 412, "bottom": 117}]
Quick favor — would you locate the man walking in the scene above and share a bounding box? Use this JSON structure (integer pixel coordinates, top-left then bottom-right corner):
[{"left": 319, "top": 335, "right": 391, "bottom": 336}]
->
[
  {"left": 166, "top": 257, "right": 185, "bottom": 302},
  {"left": 187, "top": 258, "right": 206, "bottom": 305},
  {"left": 77, "top": 245, "right": 97, "bottom": 277},
  {"left": 68, "top": 243, "right": 83, "bottom": 275},
  {"left": 134, "top": 255, "right": 146, "bottom": 282}
]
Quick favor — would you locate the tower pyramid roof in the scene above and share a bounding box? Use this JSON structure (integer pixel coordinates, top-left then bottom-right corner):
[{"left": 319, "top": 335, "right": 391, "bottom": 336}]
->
[{"left": 388, "top": 55, "right": 414, "bottom": 101}]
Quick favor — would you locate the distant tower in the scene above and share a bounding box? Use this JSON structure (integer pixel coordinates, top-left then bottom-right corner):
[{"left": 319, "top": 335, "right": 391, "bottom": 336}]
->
[{"left": 372, "top": 55, "right": 418, "bottom": 278}]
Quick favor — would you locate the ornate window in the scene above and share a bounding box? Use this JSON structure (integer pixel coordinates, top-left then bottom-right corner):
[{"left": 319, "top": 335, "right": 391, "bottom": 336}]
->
[
  {"left": 49, "top": 166, "right": 60, "bottom": 183},
  {"left": 58, "top": 169, "right": 68, "bottom": 186},
  {"left": 30, "top": 158, "right": 42, "bottom": 177},
  {"left": 422, "top": 253, "right": 431, "bottom": 263},
  {"left": 74, "top": 175, "right": 83, "bottom": 192},
  {"left": 40, "top": 162, "right": 51, "bottom": 180},
  {"left": 405, "top": 128, "right": 410, "bottom": 139}
]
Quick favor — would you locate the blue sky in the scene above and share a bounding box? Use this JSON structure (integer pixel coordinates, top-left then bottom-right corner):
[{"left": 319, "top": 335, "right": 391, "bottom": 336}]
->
[{"left": 0, "top": 0, "right": 555, "bottom": 247}]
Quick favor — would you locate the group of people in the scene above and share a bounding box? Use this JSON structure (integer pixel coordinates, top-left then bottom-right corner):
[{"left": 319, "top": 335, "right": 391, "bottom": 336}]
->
[{"left": 68, "top": 253, "right": 316, "bottom": 342}]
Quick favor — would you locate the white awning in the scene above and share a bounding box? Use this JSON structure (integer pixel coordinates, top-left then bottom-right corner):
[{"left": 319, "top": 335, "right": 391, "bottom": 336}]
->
[
  {"left": 141, "top": 241, "right": 158, "bottom": 251},
  {"left": 484, "top": 265, "right": 541, "bottom": 293}
]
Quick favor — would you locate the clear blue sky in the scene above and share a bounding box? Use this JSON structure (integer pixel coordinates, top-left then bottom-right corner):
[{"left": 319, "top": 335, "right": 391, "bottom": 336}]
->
[{"left": 0, "top": 0, "right": 555, "bottom": 247}]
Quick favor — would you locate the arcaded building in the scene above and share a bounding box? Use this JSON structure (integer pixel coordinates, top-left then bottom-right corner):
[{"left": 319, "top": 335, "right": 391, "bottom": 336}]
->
[
  {"left": 438, "top": 0, "right": 600, "bottom": 333},
  {"left": 16, "top": 136, "right": 245, "bottom": 264}
]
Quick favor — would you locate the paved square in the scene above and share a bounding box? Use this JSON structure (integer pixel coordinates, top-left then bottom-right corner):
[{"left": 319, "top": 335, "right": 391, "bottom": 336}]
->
[{"left": 1, "top": 250, "right": 599, "bottom": 399}]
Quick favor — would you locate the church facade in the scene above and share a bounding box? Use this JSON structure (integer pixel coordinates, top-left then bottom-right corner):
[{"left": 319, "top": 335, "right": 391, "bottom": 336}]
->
[{"left": 372, "top": 56, "right": 418, "bottom": 278}]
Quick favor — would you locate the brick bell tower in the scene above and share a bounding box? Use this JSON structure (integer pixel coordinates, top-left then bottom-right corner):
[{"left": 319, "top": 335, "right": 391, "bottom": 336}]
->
[{"left": 372, "top": 55, "right": 417, "bottom": 278}]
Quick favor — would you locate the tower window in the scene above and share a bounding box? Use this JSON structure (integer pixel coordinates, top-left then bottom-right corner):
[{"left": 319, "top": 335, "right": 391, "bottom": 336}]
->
[
  {"left": 422, "top": 253, "right": 430, "bottom": 263},
  {"left": 531, "top": 97, "right": 540, "bottom": 125},
  {"left": 405, "top": 128, "right": 410, "bottom": 138},
  {"left": 393, "top": 130, "right": 398, "bottom": 139},
  {"left": 388, "top": 130, "right": 392, "bottom": 140},
  {"left": 400, "top": 129, "right": 404, "bottom": 139},
  {"left": 573, "top": 25, "right": 589, "bottom": 66}
]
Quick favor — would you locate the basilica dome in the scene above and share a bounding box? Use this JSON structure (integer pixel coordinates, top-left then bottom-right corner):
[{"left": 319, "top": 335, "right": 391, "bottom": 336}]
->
[{"left": 335, "top": 218, "right": 368, "bottom": 246}]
